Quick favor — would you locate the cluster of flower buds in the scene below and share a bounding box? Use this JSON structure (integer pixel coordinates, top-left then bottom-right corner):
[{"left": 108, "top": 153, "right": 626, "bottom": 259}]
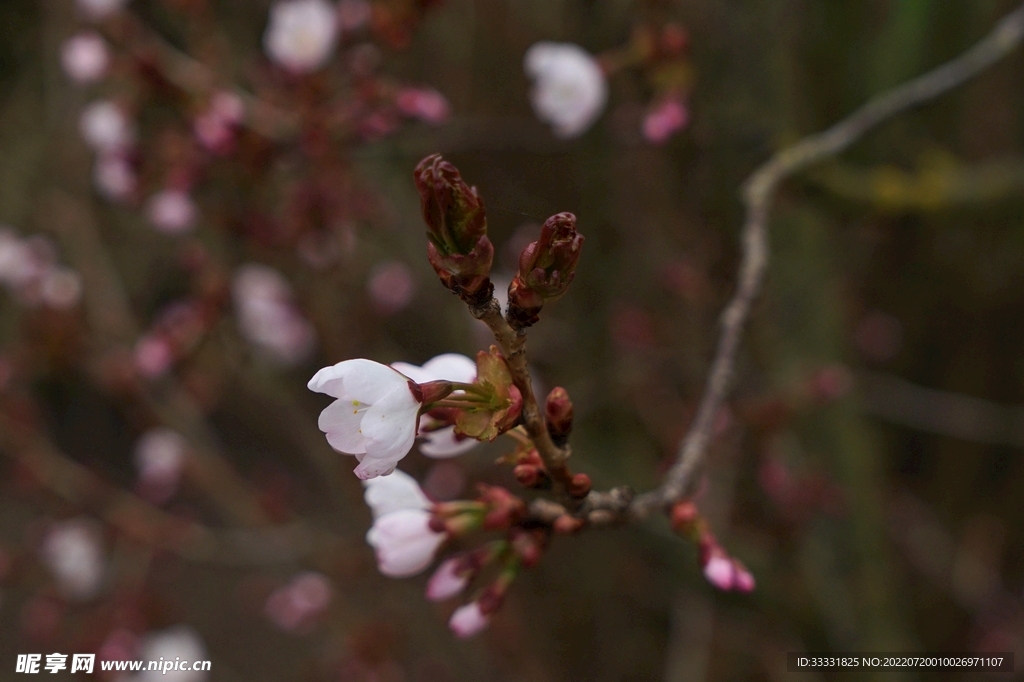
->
[
  {"left": 671, "top": 501, "right": 755, "bottom": 593},
  {"left": 506, "top": 213, "right": 584, "bottom": 330},
  {"left": 414, "top": 154, "right": 494, "bottom": 306},
  {"left": 362, "top": 470, "right": 548, "bottom": 638}
]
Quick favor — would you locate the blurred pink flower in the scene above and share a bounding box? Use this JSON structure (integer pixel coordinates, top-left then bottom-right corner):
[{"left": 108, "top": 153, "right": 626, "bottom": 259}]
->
[
  {"left": 76, "top": 0, "right": 129, "bottom": 21},
  {"left": 146, "top": 190, "right": 198, "bottom": 235},
  {"left": 79, "top": 100, "right": 134, "bottom": 154},
  {"left": 426, "top": 558, "right": 469, "bottom": 601},
  {"left": 61, "top": 33, "right": 110, "bottom": 85},
  {"left": 642, "top": 98, "right": 689, "bottom": 145},
  {"left": 264, "top": 0, "right": 340, "bottom": 74},
  {"left": 41, "top": 518, "right": 106, "bottom": 601},
  {"left": 265, "top": 572, "right": 333, "bottom": 631},
  {"left": 93, "top": 154, "right": 137, "bottom": 201},
  {"left": 134, "top": 334, "right": 173, "bottom": 378},
  {"left": 448, "top": 601, "right": 489, "bottom": 638},
  {"left": 309, "top": 359, "right": 424, "bottom": 479},
  {"left": 367, "top": 260, "right": 416, "bottom": 314},
  {"left": 396, "top": 88, "right": 451, "bottom": 125},
  {"left": 391, "top": 354, "right": 479, "bottom": 458},
  {"left": 524, "top": 42, "right": 607, "bottom": 139},
  {"left": 39, "top": 267, "right": 83, "bottom": 309},
  {"left": 232, "top": 264, "right": 316, "bottom": 365},
  {"left": 134, "top": 428, "right": 187, "bottom": 503}
]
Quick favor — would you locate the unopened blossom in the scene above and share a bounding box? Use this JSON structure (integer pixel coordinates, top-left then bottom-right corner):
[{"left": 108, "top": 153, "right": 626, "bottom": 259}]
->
[
  {"left": 134, "top": 428, "right": 187, "bottom": 502},
  {"left": 93, "top": 154, "right": 136, "bottom": 201},
  {"left": 41, "top": 518, "right": 105, "bottom": 600},
  {"left": 426, "top": 557, "right": 470, "bottom": 601},
  {"left": 702, "top": 552, "right": 755, "bottom": 593},
  {"left": 137, "top": 626, "right": 208, "bottom": 682},
  {"left": 76, "top": 0, "right": 130, "bottom": 21},
  {"left": 79, "top": 100, "right": 134, "bottom": 153},
  {"left": 361, "top": 469, "right": 446, "bottom": 576},
  {"left": 391, "top": 354, "right": 478, "bottom": 458},
  {"left": 524, "top": 42, "right": 607, "bottom": 138},
  {"left": 642, "top": 98, "right": 689, "bottom": 145},
  {"left": 396, "top": 88, "right": 451, "bottom": 125},
  {"left": 134, "top": 334, "right": 173, "bottom": 378},
  {"left": 264, "top": 0, "right": 340, "bottom": 74},
  {"left": 366, "top": 508, "right": 445, "bottom": 577},
  {"left": 61, "top": 33, "right": 110, "bottom": 85},
  {"left": 264, "top": 571, "right": 333, "bottom": 631},
  {"left": 448, "top": 601, "right": 489, "bottom": 638},
  {"left": 232, "top": 264, "right": 316, "bottom": 365},
  {"left": 194, "top": 91, "right": 245, "bottom": 153},
  {"left": 146, "top": 190, "right": 198, "bottom": 235},
  {"left": 367, "top": 260, "right": 416, "bottom": 314},
  {"left": 310, "top": 359, "right": 430, "bottom": 479}
]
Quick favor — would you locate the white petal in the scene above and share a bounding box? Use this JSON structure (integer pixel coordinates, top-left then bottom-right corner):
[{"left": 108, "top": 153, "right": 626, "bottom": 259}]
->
[
  {"left": 308, "top": 359, "right": 409, "bottom": 402},
  {"left": 317, "top": 399, "right": 368, "bottom": 454},
  {"left": 362, "top": 469, "right": 431, "bottom": 518},
  {"left": 366, "top": 509, "right": 444, "bottom": 577},
  {"left": 420, "top": 426, "right": 478, "bottom": 459},
  {"left": 419, "top": 353, "right": 477, "bottom": 383},
  {"left": 449, "top": 601, "right": 490, "bottom": 638},
  {"left": 426, "top": 558, "right": 468, "bottom": 601},
  {"left": 354, "top": 456, "right": 399, "bottom": 480},
  {"left": 360, "top": 387, "right": 420, "bottom": 461},
  {"left": 389, "top": 361, "right": 433, "bottom": 384}
]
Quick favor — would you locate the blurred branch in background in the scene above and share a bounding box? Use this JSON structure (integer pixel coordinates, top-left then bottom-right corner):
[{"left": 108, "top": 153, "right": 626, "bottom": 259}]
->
[
  {"left": 630, "top": 0, "right": 1024, "bottom": 516},
  {"left": 861, "top": 371, "right": 1024, "bottom": 448}
]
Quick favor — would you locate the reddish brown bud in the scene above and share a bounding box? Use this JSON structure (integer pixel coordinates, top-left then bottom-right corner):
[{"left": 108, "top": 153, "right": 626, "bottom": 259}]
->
[
  {"left": 409, "top": 379, "right": 453, "bottom": 405},
  {"left": 566, "top": 473, "right": 591, "bottom": 499},
  {"left": 414, "top": 154, "right": 494, "bottom": 304},
  {"left": 544, "top": 386, "right": 574, "bottom": 446},
  {"left": 506, "top": 212, "right": 583, "bottom": 329},
  {"left": 552, "top": 515, "right": 585, "bottom": 534},
  {"left": 670, "top": 500, "right": 699, "bottom": 532},
  {"left": 513, "top": 463, "right": 542, "bottom": 488}
]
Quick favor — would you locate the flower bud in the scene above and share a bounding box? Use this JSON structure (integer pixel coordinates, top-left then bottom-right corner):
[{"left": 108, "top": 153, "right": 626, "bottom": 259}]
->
[
  {"left": 414, "top": 154, "right": 494, "bottom": 304},
  {"left": 544, "top": 386, "right": 574, "bottom": 445},
  {"left": 566, "top": 472, "right": 591, "bottom": 498},
  {"left": 512, "top": 463, "right": 543, "bottom": 488},
  {"left": 507, "top": 212, "right": 583, "bottom": 328},
  {"left": 553, "top": 514, "right": 585, "bottom": 534}
]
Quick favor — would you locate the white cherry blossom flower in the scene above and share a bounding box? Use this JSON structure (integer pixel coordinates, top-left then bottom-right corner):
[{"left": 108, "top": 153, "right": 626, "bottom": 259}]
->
[
  {"left": 309, "top": 359, "right": 424, "bottom": 479},
  {"left": 80, "top": 100, "right": 134, "bottom": 153},
  {"left": 363, "top": 468, "right": 431, "bottom": 518},
  {"left": 233, "top": 264, "right": 316, "bottom": 365},
  {"left": 41, "top": 518, "right": 106, "bottom": 600},
  {"left": 524, "top": 42, "right": 607, "bottom": 139},
  {"left": 61, "top": 33, "right": 110, "bottom": 85},
  {"left": 448, "top": 601, "right": 489, "bottom": 638},
  {"left": 137, "top": 626, "right": 208, "bottom": 682},
  {"left": 391, "top": 354, "right": 478, "bottom": 458},
  {"left": 93, "top": 154, "right": 136, "bottom": 201},
  {"left": 264, "top": 0, "right": 340, "bottom": 74}
]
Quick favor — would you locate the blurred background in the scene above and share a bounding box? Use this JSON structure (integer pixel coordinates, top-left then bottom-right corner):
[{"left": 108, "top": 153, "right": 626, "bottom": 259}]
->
[{"left": 0, "top": 0, "right": 1022, "bottom": 680}]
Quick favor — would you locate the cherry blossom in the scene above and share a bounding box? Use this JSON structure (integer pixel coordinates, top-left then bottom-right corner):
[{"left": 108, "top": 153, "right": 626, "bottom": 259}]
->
[
  {"left": 264, "top": 0, "right": 340, "bottom": 74},
  {"left": 232, "top": 264, "right": 316, "bottom": 365},
  {"left": 137, "top": 626, "right": 208, "bottom": 682},
  {"left": 79, "top": 100, "right": 134, "bottom": 154},
  {"left": 448, "top": 601, "right": 490, "bottom": 638},
  {"left": 61, "top": 33, "right": 110, "bottom": 85},
  {"left": 134, "top": 428, "right": 187, "bottom": 503},
  {"left": 524, "top": 42, "right": 607, "bottom": 139},
  {"left": 391, "top": 354, "right": 478, "bottom": 458},
  {"left": 426, "top": 557, "right": 470, "bottom": 601},
  {"left": 264, "top": 571, "right": 333, "bottom": 631},
  {"left": 93, "top": 154, "right": 137, "bottom": 201},
  {"left": 362, "top": 470, "right": 445, "bottom": 576},
  {"left": 309, "top": 359, "right": 426, "bottom": 479},
  {"left": 642, "top": 98, "right": 689, "bottom": 145},
  {"left": 41, "top": 518, "right": 106, "bottom": 600},
  {"left": 146, "top": 190, "right": 198, "bottom": 235}
]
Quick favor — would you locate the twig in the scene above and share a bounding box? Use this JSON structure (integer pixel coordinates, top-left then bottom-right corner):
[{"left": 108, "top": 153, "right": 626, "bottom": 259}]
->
[
  {"left": 626, "top": 1, "right": 1024, "bottom": 518},
  {"left": 860, "top": 371, "right": 1024, "bottom": 448}
]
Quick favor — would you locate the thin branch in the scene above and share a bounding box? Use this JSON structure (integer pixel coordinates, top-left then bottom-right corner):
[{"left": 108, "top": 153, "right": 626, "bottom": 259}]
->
[
  {"left": 628, "top": 1, "right": 1024, "bottom": 518},
  {"left": 860, "top": 371, "right": 1024, "bottom": 448}
]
